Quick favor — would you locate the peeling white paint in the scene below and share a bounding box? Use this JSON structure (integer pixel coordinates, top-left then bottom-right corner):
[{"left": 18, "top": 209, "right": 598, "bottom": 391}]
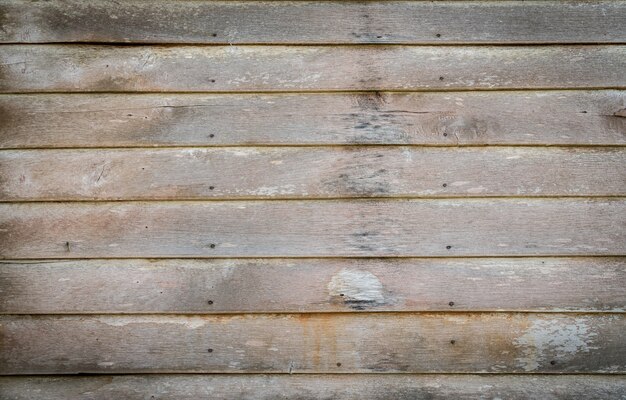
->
[
  {"left": 99, "top": 316, "right": 207, "bottom": 329},
  {"left": 514, "top": 318, "right": 598, "bottom": 371},
  {"left": 328, "top": 269, "right": 385, "bottom": 303},
  {"left": 97, "top": 362, "right": 114, "bottom": 367},
  {"left": 252, "top": 184, "right": 297, "bottom": 196}
]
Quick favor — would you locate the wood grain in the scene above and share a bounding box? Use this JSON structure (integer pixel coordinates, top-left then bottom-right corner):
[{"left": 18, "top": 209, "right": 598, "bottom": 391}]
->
[
  {"left": 3, "top": 147, "right": 625, "bottom": 200},
  {"left": 3, "top": 0, "right": 626, "bottom": 44},
  {"left": 1, "top": 199, "right": 624, "bottom": 258},
  {"left": 2, "top": 91, "right": 624, "bottom": 148},
  {"left": 1, "top": 258, "right": 624, "bottom": 314},
  {"left": 0, "top": 313, "right": 623, "bottom": 374},
  {"left": 1, "top": 375, "right": 625, "bottom": 400},
  {"left": 2, "top": 45, "right": 625, "bottom": 92}
]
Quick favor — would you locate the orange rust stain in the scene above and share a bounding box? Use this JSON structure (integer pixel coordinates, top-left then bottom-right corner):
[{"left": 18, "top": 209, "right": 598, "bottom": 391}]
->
[{"left": 295, "top": 314, "right": 340, "bottom": 369}]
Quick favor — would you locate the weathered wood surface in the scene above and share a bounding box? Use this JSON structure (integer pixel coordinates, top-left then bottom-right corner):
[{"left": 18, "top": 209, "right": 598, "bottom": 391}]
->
[
  {"left": 3, "top": 0, "right": 626, "bottom": 45},
  {"left": 0, "top": 313, "right": 623, "bottom": 373},
  {"left": 1, "top": 258, "right": 624, "bottom": 314},
  {"left": 2, "top": 91, "right": 625, "bottom": 148},
  {"left": 1, "top": 375, "right": 625, "bottom": 400},
  {"left": 2, "top": 46, "right": 625, "bottom": 92},
  {"left": 3, "top": 147, "right": 625, "bottom": 200},
  {"left": 1, "top": 199, "right": 624, "bottom": 258}
]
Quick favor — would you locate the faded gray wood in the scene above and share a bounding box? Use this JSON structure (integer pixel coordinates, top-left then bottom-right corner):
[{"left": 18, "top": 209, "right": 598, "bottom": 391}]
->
[
  {"left": 3, "top": 0, "right": 626, "bottom": 44},
  {"left": 1, "top": 45, "right": 625, "bottom": 92},
  {"left": 0, "top": 313, "right": 623, "bottom": 373},
  {"left": 1, "top": 375, "right": 625, "bottom": 400},
  {"left": 1, "top": 91, "right": 624, "bottom": 148},
  {"left": 3, "top": 147, "right": 625, "bottom": 200},
  {"left": 1, "top": 258, "right": 624, "bottom": 313},
  {"left": 1, "top": 199, "right": 624, "bottom": 258}
]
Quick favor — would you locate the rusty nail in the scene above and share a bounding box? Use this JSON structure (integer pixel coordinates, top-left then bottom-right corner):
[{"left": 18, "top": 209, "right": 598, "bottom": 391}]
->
[
  {"left": 550, "top": 360, "right": 556, "bottom": 365},
  {"left": 439, "top": 76, "right": 444, "bottom": 81},
  {"left": 209, "top": 134, "right": 215, "bottom": 138},
  {"left": 442, "top": 183, "right": 447, "bottom": 187},
  {"left": 209, "top": 186, "right": 215, "bottom": 190},
  {"left": 208, "top": 300, "right": 213, "bottom": 305},
  {"left": 449, "top": 301, "right": 455, "bottom": 307},
  {"left": 443, "top": 133, "right": 448, "bottom": 137},
  {"left": 436, "top": 33, "right": 441, "bottom": 38},
  {"left": 208, "top": 348, "right": 213, "bottom": 353},
  {"left": 450, "top": 340, "right": 456, "bottom": 344},
  {"left": 336, "top": 362, "right": 342, "bottom": 367}
]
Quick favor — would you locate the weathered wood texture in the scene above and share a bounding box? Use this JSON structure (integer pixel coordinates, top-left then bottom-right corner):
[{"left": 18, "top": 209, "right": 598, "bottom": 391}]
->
[
  {"left": 2, "top": 375, "right": 625, "bottom": 400},
  {"left": 0, "top": 198, "right": 626, "bottom": 259},
  {"left": 3, "top": 0, "right": 626, "bottom": 44},
  {"left": 1, "top": 258, "right": 624, "bottom": 314},
  {"left": 0, "top": 313, "right": 623, "bottom": 373},
  {"left": 2, "top": 46, "right": 625, "bottom": 92},
  {"left": 1, "top": 199, "right": 624, "bottom": 258},
  {"left": 3, "top": 147, "right": 625, "bottom": 200},
  {"left": 2, "top": 91, "right": 625, "bottom": 148}
]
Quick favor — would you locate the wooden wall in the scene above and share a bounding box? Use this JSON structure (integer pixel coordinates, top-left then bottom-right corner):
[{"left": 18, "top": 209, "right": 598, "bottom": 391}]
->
[{"left": 1, "top": 1, "right": 625, "bottom": 398}]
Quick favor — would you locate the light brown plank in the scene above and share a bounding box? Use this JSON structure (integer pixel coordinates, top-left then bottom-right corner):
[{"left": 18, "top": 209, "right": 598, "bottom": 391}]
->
[
  {"left": 2, "top": 147, "right": 625, "bottom": 200},
  {"left": 1, "top": 199, "right": 624, "bottom": 258},
  {"left": 0, "top": 313, "right": 623, "bottom": 373},
  {"left": 3, "top": 0, "right": 626, "bottom": 45},
  {"left": 1, "top": 258, "right": 624, "bottom": 314},
  {"left": 1, "top": 375, "right": 625, "bottom": 400},
  {"left": 2, "top": 91, "right": 625, "bottom": 148},
  {"left": 2, "top": 45, "right": 625, "bottom": 93}
]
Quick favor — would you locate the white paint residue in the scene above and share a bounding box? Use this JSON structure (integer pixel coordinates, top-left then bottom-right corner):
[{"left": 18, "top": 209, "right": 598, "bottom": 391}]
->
[
  {"left": 328, "top": 269, "right": 385, "bottom": 303},
  {"left": 100, "top": 316, "right": 207, "bottom": 329},
  {"left": 97, "top": 362, "right": 114, "bottom": 367},
  {"left": 513, "top": 318, "right": 598, "bottom": 371},
  {"left": 252, "top": 184, "right": 296, "bottom": 196}
]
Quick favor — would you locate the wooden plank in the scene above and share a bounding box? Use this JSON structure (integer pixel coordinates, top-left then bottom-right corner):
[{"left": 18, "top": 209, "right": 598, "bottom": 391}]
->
[
  {"left": 1, "top": 258, "right": 624, "bottom": 314},
  {"left": 1, "top": 199, "right": 624, "bottom": 258},
  {"left": 1, "top": 45, "right": 625, "bottom": 93},
  {"left": 2, "top": 92, "right": 625, "bottom": 148},
  {"left": 0, "top": 313, "right": 623, "bottom": 373},
  {"left": 3, "top": 147, "right": 625, "bottom": 200},
  {"left": 2, "top": 0, "right": 626, "bottom": 44},
  {"left": 1, "top": 375, "right": 625, "bottom": 400},
  {"left": 2, "top": 91, "right": 624, "bottom": 148}
]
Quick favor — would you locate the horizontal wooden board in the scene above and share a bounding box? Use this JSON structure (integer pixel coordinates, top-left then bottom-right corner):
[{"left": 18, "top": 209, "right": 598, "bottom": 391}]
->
[
  {"left": 3, "top": 0, "right": 626, "bottom": 44},
  {"left": 0, "top": 90, "right": 626, "bottom": 148},
  {"left": 1, "top": 375, "right": 625, "bottom": 400},
  {"left": 0, "top": 313, "right": 623, "bottom": 374},
  {"left": 3, "top": 147, "right": 625, "bottom": 200},
  {"left": 1, "top": 45, "right": 625, "bottom": 92},
  {"left": 1, "top": 258, "right": 624, "bottom": 314},
  {"left": 1, "top": 199, "right": 624, "bottom": 258},
  {"left": 2, "top": 91, "right": 625, "bottom": 148}
]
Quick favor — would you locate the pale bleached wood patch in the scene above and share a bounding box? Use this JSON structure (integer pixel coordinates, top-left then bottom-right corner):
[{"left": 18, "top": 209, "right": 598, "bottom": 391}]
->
[
  {"left": 1, "top": 46, "right": 625, "bottom": 92},
  {"left": 1, "top": 258, "right": 624, "bottom": 313}
]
